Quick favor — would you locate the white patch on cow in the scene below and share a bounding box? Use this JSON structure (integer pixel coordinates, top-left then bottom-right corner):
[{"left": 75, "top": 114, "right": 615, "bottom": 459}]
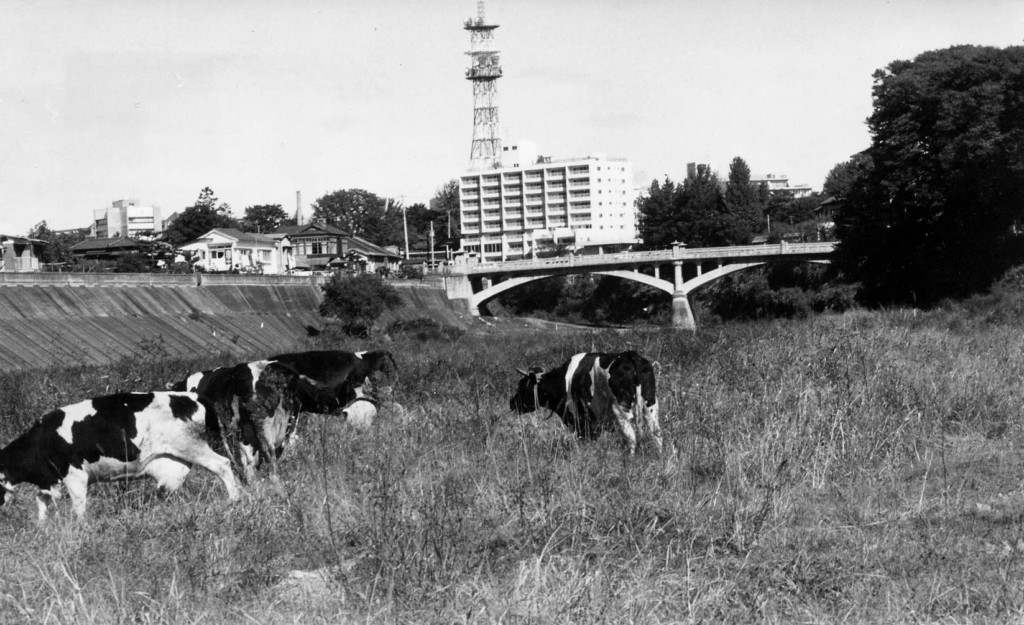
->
[
  {"left": 185, "top": 371, "right": 205, "bottom": 393},
  {"left": 247, "top": 360, "right": 272, "bottom": 394},
  {"left": 563, "top": 353, "right": 589, "bottom": 420},
  {"left": 354, "top": 351, "right": 366, "bottom": 359},
  {"left": 55, "top": 399, "right": 100, "bottom": 444}
]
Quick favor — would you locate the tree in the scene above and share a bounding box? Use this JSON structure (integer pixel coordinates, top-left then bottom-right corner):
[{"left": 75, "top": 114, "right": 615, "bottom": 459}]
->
[
  {"left": 637, "top": 164, "right": 739, "bottom": 248},
  {"left": 402, "top": 203, "right": 436, "bottom": 252},
  {"left": 636, "top": 177, "right": 682, "bottom": 249},
  {"left": 319, "top": 272, "right": 404, "bottom": 336},
  {"left": 822, "top": 153, "right": 871, "bottom": 200},
  {"left": 162, "top": 187, "right": 237, "bottom": 246},
  {"left": 679, "top": 164, "right": 732, "bottom": 246},
  {"left": 724, "top": 156, "right": 763, "bottom": 239},
  {"left": 240, "top": 204, "right": 287, "bottom": 234},
  {"left": 835, "top": 45, "right": 1024, "bottom": 305},
  {"left": 430, "top": 179, "right": 461, "bottom": 251},
  {"left": 312, "top": 189, "right": 403, "bottom": 246},
  {"left": 27, "top": 221, "right": 87, "bottom": 266}
]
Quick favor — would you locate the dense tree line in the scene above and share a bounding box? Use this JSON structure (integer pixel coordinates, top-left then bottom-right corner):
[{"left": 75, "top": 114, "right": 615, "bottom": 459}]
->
[{"left": 835, "top": 45, "right": 1024, "bottom": 306}]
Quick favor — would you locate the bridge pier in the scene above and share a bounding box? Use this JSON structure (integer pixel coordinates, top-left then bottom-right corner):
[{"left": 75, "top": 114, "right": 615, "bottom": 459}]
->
[{"left": 672, "top": 291, "right": 695, "bottom": 331}]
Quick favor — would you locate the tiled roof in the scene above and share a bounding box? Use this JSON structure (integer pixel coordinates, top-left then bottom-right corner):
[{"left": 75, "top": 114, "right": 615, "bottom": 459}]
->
[
  {"left": 347, "top": 236, "right": 402, "bottom": 258},
  {"left": 207, "top": 228, "right": 279, "bottom": 245},
  {"left": 275, "top": 223, "right": 349, "bottom": 237},
  {"left": 70, "top": 237, "right": 140, "bottom": 252}
]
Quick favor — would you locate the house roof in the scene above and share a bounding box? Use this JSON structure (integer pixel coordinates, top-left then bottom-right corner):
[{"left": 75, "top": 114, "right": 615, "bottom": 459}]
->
[
  {"left": 275, "top": 222, "right": 350, "bottom": 237},
  {"left": 0, "top": 234, "right": 46, "bottom": 245},
  {"left": 347, "top": 236, "right": 402, "bottom": 259},
  {"left": 184, "top": 228, "right": 281, "bottom": 247},
  {"left": 70, "top": 237, "right": 140, "bottom": 252}
]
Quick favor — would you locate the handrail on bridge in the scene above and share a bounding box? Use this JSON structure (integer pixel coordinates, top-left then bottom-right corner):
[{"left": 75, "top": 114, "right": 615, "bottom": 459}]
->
[{"left": 450, "top": 242, "right": 836, "bottom": 275}]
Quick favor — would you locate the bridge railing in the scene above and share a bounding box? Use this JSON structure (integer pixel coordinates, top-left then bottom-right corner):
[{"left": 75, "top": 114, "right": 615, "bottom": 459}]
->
[{"left": 452, "top": 242, "right": 836, "bottom": 275}]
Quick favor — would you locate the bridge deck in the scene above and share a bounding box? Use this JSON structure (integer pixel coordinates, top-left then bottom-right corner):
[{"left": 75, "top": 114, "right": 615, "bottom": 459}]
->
[{"left": 453, "top": 242, "right": 836, "bottom": 275}]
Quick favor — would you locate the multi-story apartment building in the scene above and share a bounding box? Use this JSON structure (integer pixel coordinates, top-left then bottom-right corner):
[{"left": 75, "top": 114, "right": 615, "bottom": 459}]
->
[
  {"left": 93, "top": 199, "right": 163, "bottom": 238},
  {"left": 458, "top": 142, "right": 638, "bottom": 261},
  {"left": 748, "top": 172, "right": 814, "bottom": 198}
]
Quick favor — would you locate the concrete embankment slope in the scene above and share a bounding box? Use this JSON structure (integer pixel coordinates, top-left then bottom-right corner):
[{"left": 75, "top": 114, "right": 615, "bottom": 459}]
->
[{"left": 0, "top": 273, "right": 466, "bottom": 371}]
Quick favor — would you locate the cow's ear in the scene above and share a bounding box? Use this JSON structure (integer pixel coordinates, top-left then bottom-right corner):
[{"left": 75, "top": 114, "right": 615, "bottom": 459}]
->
[{"left": 515, "top": 368, "right": 529, "bottom": 377}]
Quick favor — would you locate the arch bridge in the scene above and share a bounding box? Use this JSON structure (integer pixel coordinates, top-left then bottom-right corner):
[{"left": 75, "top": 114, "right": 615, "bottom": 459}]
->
[{"left": 444, "top": 241, "right": 836, "bottom": 330}]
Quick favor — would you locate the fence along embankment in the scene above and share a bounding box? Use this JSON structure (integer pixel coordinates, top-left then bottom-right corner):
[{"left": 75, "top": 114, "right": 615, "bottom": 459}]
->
[{"left": 0, "top": 273, "right": 468, "bottom": 371}]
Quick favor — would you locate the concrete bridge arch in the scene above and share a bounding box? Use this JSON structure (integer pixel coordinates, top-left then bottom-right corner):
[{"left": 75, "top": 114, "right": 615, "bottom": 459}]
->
[
  {"left": 470, "top": 262, "right": 775, "bottom": 330},
  {"left": 446, "top": 242, "right": 836, "bottom": 330}
]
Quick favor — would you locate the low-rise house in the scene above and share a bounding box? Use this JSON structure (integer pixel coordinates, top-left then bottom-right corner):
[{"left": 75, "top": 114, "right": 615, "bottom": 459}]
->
[
  {"left": 70, "top": 237, "right": 142, "bottom": 261},
  {"left": 273, "top": 222, "right": 401, "bottom": 274},
  {"left": 0, "top": 235, "right": 46, "bottom": 272},
  {"left": 178, "top": 228, "right": 292, "bottom": 274}
]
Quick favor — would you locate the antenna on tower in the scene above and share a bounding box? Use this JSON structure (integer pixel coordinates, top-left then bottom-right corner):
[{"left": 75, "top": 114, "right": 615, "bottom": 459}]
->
[{"left": 464, "top": 0, "right": 502, "bottom": 170}]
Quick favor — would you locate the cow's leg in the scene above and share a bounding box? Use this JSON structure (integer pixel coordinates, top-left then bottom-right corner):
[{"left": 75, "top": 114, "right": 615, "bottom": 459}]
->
[
  {"left": 238, "top": 441, "right": 258, "bottom": 485},
  {"left": 184, "top": 446, "right": 240, "bottom": 501},
  {"left": 35, "top": 486, "right": 61, "bottom": 522},
  {"left": 63, "top": 466, "right": 90, "bottom": 519},
  {"left": 644, "top": 400, "right": 664, "bottom": 455},
  {"left": 610, "top": 403, "right": 638, "bottom": 455},
  {"left": 256, "top": 421, "right": 280, "bottom": 484}
]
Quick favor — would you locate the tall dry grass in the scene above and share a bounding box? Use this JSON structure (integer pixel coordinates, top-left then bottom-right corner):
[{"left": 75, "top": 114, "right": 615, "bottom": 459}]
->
[{"left": 2, "top": 297, "right": 1024, "bottom": 622}]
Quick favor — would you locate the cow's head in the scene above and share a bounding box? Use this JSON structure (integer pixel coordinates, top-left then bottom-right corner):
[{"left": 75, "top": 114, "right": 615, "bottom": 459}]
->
[{"left": 509, "top": 367, "right": 545, "bottom": 414}]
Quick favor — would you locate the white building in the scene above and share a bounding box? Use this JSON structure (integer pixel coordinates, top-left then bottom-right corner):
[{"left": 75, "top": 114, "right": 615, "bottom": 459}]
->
[
  {"left": 458, "top": 142, "right": 639, "bottom": 261},
  {"left": 178, "top": 228, "right": 292, "bottom": 274},
  {"left": 93, "top": 199, "right": 163, "bottom": 238},
  {"left": 749, "top": 173, "right": 814, "bottom": 198}
]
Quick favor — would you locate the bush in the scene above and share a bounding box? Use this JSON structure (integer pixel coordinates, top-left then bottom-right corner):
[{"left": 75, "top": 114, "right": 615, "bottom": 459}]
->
[
  {"left": 385, "top": 317, "right": 464, "bottom": 341},
  {"left": 319, "top": 272, "right": 404, "bottom": 336}
]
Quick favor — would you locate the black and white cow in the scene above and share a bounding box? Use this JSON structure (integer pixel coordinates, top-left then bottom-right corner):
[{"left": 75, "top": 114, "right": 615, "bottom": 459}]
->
[
  {"left": 509, "top": 350, "right": 662, "bottom": 455},
  {"left": 0, "top": 392, "right": 239, "bottom": 521},
  {"left": 269, "top": 350, "right": 398, "bottom": 411},
  {"left": 167, "top": 360, "right": 322, "bottom": 483}
]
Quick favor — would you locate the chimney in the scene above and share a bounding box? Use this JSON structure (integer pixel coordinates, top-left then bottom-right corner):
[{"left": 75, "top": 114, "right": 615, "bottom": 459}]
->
[{"left": 295, "top": 190, "right": 304, "bottom": 225}]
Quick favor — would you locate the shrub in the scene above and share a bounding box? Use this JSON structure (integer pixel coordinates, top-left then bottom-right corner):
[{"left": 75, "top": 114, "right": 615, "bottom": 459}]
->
[
  {"left": 319, "top": 272, "right": 404, "bottom": 336},
  {"left": 386, "top": 317, "right": 464, "bottom": 341}
]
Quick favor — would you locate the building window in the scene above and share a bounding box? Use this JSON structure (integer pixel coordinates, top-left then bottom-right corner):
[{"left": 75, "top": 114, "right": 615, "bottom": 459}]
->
[{"left": 484, "top": 243, "right": 501, "bottom": 253}]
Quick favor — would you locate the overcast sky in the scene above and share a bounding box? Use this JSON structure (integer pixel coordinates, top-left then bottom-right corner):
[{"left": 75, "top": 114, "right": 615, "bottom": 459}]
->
[{"left": 1, "top": 0, "right": 1022, "bottom": 235}]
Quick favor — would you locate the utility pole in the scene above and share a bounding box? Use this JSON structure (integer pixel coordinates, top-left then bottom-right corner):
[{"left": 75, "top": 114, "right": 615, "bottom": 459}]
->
[
  {"left": 401, "top": 200, "right": 410, "bottom": 260},
  {"left": 429, "top": 221, "right": 435, "bottom": 272}
]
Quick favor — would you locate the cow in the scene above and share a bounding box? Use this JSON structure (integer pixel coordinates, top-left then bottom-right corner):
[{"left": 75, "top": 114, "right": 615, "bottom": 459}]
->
[
  {"left": 0, "top": 392, "right": 239, "bottom": 521},
  {"left": 167, "top": 360, "right": 324, "bottom": 483},
  {"left": 268, "top": 350, "right": 398, "bottom": 411},
  {"left": 509, "top": 350, "right": 662, "bottom": 455}
]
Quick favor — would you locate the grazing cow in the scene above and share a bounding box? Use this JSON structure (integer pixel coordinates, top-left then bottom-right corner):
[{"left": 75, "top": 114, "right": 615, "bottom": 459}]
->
[
  {"left": 509, "top": 350, "right": 662, "bottom": 455},
  {"left": 269, "top": 350, "right": 398, "bottom": 411},
  {"left": 0, "top": 392, "right": 239, "bottom": 521},
  {"left": 167, "top": 360, "right": 322, "bottom": 483}
]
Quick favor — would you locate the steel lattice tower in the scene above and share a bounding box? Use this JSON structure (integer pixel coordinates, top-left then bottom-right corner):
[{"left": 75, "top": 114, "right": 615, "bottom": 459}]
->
[{"left": 464, "top": 1, "right": 502, "bottom": 170}]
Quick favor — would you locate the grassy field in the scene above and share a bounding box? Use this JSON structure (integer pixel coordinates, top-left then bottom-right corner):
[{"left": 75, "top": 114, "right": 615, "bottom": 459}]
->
[{"left": 2, "top": 295, "right": 1024, "bottom": 623}]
